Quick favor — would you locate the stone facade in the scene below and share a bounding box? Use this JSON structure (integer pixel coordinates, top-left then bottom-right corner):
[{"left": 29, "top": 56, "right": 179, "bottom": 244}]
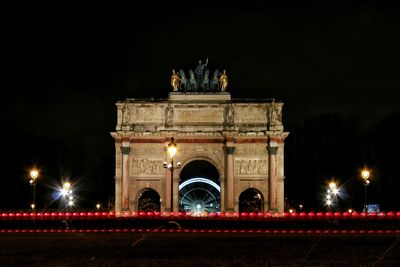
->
[{"left": 111, "top": 92, "right": 289, "bottom": 213}]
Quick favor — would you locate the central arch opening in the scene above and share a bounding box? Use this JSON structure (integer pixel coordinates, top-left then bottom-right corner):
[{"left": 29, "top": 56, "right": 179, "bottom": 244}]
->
[{"left": 179, "top": 160, "right": 220, "bottom": 215}]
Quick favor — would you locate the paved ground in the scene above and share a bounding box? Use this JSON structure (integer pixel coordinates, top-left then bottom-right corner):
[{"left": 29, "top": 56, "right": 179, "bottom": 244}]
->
[{"left": 1, "top": 232, "right": 399, "bottom": 266}]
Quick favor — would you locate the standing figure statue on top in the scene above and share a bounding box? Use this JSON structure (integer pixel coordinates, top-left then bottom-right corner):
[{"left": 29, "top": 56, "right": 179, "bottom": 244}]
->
[
  {"left": 195, "top": 58, "right": 208, "bottom": 90},
  {"left": 219, "top": 69, "right": 228, "bottom": 92},
  {"left": 170, "top": 69, "right": 180, "bottom": 92}
]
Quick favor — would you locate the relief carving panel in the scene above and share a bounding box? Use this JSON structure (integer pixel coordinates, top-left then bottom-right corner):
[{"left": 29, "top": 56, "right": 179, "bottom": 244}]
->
[
  {"left": 234, "top": 159, "right": 267, "bottom": 176},
  {"left": 131, "top": 158, "right": 164, "bottom": 175}
]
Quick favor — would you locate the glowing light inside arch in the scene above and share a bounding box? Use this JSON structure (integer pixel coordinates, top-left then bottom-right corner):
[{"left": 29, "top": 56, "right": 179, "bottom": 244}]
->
[{"left": 179, "top": 177, "right": 220, "bottom": 192}]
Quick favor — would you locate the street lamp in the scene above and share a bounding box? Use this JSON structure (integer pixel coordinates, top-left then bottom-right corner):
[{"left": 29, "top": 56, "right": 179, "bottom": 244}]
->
[
  {"left": 163, "top": 137, "right": 181, "bottom": 212},
  {"left": 29, "top": 169, "right": 39, "bottom": 210},
  {"left": 325, "top": 182, "right": 340, "bottom": 211},
  {"left": 61, "top": 182, "right": 74, "bottom": 210},
  {"left": 361, "top": 169, "right": 370, "bottom": 212}
]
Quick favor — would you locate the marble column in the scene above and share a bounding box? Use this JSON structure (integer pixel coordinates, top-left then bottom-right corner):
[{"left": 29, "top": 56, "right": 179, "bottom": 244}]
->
[
  {"left": 268, "top": 146, "right": 278, "bottom": 211},
  {"left": 121, "top": 146, "right": 131, "bottom": 211},
  {"left": 225, "top": 146, "right": 235, "bottom": 211}
]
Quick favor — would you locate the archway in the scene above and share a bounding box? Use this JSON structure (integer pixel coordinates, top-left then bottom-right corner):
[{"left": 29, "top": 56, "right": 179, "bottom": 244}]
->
[
  {"left": 179, "top": 160, "right": 220, "bottom": 214},
  {"left": 138, "top": 189, "right": 161, "bottom": 212},
  {"left": 239, "top": 188, "right": 264, "bottom": 213}
]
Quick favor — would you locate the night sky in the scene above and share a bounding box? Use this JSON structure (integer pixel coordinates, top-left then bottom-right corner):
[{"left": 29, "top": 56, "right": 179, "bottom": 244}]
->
[{"left": 2, "top": 4, "right": 400, "bottom": 210}]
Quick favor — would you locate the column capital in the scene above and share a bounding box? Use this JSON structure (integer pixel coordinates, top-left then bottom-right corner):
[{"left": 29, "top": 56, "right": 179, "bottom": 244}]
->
[
  {"left": 267, "top": 146, "right": 278, "bottom": 155},
  {"left": 121, "top": 147, "right": 131, "bottom": 155},
  {"left": 225, "top": 147, "right": 236, "bottom": 155}
]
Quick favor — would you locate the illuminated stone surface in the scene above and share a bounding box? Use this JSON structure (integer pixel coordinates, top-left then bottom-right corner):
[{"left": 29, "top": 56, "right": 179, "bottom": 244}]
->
[{"left": 111, "top": 92, "right": 288, "bottom": 213}]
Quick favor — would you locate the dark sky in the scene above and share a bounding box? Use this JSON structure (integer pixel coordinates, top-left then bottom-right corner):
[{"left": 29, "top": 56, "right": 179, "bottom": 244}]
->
[{"left": 1, "top": 3, "right": 400, "bottom": 209}]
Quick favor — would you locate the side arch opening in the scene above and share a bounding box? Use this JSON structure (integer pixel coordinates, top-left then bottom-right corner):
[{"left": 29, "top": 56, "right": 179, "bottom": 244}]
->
[
  {"left": 239, "top": 188, "right": 264, "bottom": 213},
  {"left": 138, "top": 188, "right": 161, "bottom": 212}
]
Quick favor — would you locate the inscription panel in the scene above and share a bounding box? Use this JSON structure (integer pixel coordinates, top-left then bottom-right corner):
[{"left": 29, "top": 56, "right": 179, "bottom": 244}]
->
[
  {"left": 234, "top": 106, "right": 267, "bottom": 124},
  {"left": 131, "top": 145, "right": 164, "bottom": 157},
  {"left": 235, "top": 145, "right": 266, "bottom": 157},
  {"left": 134, "top": 106, "right": 164, "bottom": 124},
  {"left": 175, "top": 108, "right": 224, "bottom": 124}
]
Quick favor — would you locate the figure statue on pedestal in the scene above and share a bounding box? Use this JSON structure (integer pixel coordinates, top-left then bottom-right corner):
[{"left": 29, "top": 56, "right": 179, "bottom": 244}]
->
[
  {"left": 219, "top": 69, "right": 228, "bottom": 92},
  {"left": 171, "top": 69, "right": 180, "bottom": 92},
  {"left": 267, "top": 100, "right": 278, "bottom": 127},
  {"left": 195, "top": 58, "right": 208, "bottom": 89},
  {"left": 122, "top": 102, "right": 130, "bottom": 125},
  {"left": 225, "top": 103, "right": 234, "bottom": 126},
  {"left": 165, "top": 104, "right": 174, "bottom": 127}
]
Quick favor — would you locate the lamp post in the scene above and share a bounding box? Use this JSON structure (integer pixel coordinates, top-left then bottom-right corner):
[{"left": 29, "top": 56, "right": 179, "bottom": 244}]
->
[
  {"left": 163, "top": 137, "right": 181, "bottom": 212},
  {"left": 361, "top": 170, "right": 370, "bottom": 212},
  {"left": 29, "top": 169, "right": 39, "bottom": 210},
  {"left": 61, "top": 182, "right": 74, "bottom": 211},
  {"left": 325, "top": 182, "right": 339, "bottom": 212}
]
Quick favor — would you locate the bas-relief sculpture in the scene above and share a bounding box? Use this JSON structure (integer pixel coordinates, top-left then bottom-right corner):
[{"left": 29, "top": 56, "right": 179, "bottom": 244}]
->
[
  {"left": 131, "top": 158, "right": 164, "bottom": 175},
  {"left": 234, "top": 159, "right": 268, "bottom": 176}
]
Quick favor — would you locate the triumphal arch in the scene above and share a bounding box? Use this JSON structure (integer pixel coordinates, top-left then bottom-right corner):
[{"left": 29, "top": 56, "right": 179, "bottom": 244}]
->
[{"left": 111, "top": 63, "right": 289, "bottom": 214}]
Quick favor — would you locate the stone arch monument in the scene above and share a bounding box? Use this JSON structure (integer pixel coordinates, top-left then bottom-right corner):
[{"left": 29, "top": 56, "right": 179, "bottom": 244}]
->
[{"left": 111, "top": 66, "right": 289, "bottom": 213}]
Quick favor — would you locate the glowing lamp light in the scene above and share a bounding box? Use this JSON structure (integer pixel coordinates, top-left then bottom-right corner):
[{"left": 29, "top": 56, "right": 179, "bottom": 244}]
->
[
  {"left": 60, "top": 189, "right": 68, "bottom": 196},
  {"left": 329, "top": 182, "right": 337, "bottom": 190},
  {"left": 30, "top": 169, "right": 39, "bottom": 179},
  {"left": 361, "top": 170, "right": 370, "bottom": 180},
  {"left": 167, "top": 137, "right": 177, "bottom": 158},
  {"left": 63, "top": 182, "right": 71, "bottom": 190}
]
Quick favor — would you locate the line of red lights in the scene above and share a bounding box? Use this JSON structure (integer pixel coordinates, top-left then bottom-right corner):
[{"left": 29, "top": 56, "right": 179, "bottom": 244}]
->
[
  {"left": 0, "top": 228, "right": 399, "bottom": 235},
  {"left": 1, "top": 211, "right": 400, "bottom": 221}
]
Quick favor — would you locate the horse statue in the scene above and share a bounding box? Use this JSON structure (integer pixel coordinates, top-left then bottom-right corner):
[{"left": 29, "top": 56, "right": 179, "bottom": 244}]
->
[
  {"left": 188, "top": 69, "right": 198, "bottom": 91},
  {"left": 202, "top": 69, "right": 210, "bottom": 92},
  {"left": 210, "top": 69, "right": 219, "bottom": 92},
  {"left": 179, "top": 69, "right": 187, "bottom": 92}
]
